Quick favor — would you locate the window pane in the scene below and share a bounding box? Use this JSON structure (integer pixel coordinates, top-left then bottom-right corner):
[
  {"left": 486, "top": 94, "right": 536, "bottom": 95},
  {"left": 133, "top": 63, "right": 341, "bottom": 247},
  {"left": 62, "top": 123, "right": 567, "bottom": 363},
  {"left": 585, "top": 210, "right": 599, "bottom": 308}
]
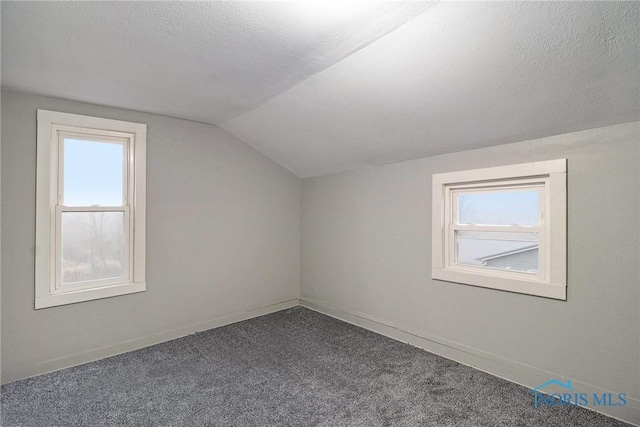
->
[
  {"left": 61, "top": 211, "right": 126, "bottom": 285},
  {"left": 457, "top": 190, "right": 538, "bottom": 226},
  {"left": 456, "top": 230, "right": 538, "bottom": 273},
  {"left": 63, "top": 138, "right": 125, "bottom": 206}
]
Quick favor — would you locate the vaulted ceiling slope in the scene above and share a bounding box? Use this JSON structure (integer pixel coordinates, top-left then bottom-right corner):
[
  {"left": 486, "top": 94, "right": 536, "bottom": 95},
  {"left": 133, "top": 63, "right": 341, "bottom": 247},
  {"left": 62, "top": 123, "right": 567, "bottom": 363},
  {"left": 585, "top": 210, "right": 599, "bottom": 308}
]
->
[
  {"left": 3, "top": 2, "right": 639, "bottom": 178},
  {"left": 1, "top": 2, "right": 430, "bottom": 124},
  {"left": 223, "top": 2, "right": 640, "bottom": 177}
]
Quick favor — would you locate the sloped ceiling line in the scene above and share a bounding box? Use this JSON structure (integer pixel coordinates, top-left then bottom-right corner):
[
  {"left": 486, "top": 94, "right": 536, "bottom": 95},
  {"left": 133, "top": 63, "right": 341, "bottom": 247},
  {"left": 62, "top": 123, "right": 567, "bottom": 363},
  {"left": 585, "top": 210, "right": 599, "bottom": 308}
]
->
[{"left": 2, "top": 2, "right": 639, "bottom": 178}]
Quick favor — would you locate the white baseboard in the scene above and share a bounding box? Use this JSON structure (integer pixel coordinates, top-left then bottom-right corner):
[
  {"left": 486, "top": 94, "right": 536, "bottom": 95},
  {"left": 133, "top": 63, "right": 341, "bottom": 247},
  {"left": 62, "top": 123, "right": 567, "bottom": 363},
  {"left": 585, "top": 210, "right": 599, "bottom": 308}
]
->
[
  {"left": 2, "top": 298, "right": 299, "bottom": 384},
  {"left": 300, "top": 296, "right": 639, "bottom": 426}
]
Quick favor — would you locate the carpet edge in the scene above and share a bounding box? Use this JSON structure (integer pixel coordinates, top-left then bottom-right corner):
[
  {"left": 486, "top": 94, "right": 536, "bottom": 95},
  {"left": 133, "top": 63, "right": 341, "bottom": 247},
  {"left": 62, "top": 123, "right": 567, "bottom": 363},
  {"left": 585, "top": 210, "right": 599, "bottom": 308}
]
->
[
  {"left": 299, "top": 296, "right": 639, "bottom": 426},
  {"left": 2, "top": 298, "right": 300, "bottom": 385}
]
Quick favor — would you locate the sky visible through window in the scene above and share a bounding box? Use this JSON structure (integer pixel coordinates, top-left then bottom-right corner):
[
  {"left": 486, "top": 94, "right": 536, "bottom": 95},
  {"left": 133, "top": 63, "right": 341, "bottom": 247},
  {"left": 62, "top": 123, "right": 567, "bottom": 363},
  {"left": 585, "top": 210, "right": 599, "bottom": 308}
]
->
[
  {"left": 457, "top": 190, "right": 540, "bottom": 271},
  {"left": 63, "top": 138, "right": 124, "bottom": 206},
  {"left": 458, "top": 190, "right": 539, "bottom": 227}
]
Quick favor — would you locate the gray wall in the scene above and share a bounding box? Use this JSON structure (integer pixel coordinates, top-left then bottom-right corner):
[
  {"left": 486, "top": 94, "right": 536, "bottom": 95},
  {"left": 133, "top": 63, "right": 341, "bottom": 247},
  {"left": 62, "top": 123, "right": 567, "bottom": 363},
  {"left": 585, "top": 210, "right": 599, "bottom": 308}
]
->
[
  {"left": 301, "top": 122, "right": 640, "bottom": 420},
  {"left": 1, "top": 91, "right": 300, "bottom": 382},
  {"left": 2, "top": 89, "right": 639, "bottom": 422}
]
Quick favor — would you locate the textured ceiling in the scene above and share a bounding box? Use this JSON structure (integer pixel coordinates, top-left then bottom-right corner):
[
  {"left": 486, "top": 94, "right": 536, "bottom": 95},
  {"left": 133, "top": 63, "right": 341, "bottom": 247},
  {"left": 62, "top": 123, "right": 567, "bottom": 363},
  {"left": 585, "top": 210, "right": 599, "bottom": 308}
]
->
[
  {"left": 1, "top": 1, "right": 430, "bottom": 123},
  {"left": 3, "top": 2, "right": 639, "bottom": 178},
  {"left": 222, "top": 2, "right": 640, "bottom": 177}
]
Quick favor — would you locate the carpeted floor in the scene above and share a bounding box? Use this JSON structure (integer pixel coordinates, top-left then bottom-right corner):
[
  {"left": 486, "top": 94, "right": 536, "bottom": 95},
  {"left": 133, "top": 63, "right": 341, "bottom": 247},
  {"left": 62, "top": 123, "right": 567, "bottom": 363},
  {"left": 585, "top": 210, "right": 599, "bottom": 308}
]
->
[{"left": 1, "top": 307, "right": 630, "bottom": 426}]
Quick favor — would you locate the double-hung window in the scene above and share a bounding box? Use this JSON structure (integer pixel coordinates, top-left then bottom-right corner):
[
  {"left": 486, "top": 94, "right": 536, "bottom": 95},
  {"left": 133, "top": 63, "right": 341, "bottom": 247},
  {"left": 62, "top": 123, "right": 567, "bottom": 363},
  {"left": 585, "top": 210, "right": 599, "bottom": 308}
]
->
[
  {"left": 35, "top": 110, "right": 146, "bottom": 309},
  {"left": 432, "top": 159, "right": 567, "bottom": 300}
]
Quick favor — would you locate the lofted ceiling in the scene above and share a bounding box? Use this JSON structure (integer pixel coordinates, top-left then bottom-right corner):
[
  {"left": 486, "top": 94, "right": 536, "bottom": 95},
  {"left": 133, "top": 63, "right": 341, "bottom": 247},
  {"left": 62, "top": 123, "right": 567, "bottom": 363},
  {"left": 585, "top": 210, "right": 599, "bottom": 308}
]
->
[{"left": 2, "top": 1, "right": 639, "bottom": 178}]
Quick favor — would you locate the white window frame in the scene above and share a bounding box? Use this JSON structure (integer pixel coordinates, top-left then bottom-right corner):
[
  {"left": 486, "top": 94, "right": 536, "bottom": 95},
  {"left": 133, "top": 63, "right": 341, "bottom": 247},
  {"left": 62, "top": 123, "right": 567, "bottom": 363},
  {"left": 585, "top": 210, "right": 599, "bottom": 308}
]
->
[
  {"left": 432, "top": 159, "right": 567, "bottom": 300},
  {"left": 35, "top": 110, "right": 146, "bottom": 309}
]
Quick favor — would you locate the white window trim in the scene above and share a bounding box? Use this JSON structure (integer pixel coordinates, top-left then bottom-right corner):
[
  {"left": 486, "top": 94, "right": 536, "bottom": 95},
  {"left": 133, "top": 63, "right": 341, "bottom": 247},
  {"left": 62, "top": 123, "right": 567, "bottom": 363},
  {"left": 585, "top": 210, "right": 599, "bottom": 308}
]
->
[
  {"left": 35, "top": 110, "right": 146, "bottom": 309},
  {"left": 432, "top": 159, "right": 567, "bottom": 300}
]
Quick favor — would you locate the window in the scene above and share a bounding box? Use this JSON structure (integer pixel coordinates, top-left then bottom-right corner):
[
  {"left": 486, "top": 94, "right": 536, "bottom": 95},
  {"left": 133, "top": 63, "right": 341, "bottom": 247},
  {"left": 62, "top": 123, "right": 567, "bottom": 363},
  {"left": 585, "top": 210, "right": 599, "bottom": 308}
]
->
[
  {"left": 432, "top": 159, "right": 567, "bottom": 300},
  {"left": 35, "top": 110, "right": 146, "bottom": 308}
]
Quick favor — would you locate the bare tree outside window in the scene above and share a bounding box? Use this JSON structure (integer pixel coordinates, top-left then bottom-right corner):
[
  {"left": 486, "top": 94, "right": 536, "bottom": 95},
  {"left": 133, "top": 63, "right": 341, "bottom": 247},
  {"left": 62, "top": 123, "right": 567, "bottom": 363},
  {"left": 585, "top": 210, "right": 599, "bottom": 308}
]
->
[{"left": 62, "top": 212, "right": 125, "bottom": 284}]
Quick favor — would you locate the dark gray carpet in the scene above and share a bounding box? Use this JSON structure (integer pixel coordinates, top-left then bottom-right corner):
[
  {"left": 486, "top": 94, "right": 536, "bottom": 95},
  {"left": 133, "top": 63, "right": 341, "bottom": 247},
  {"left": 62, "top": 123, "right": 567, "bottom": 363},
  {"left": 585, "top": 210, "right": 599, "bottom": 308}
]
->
[{"left": 1, "top": 307, "right": 630, "bottom": 426}]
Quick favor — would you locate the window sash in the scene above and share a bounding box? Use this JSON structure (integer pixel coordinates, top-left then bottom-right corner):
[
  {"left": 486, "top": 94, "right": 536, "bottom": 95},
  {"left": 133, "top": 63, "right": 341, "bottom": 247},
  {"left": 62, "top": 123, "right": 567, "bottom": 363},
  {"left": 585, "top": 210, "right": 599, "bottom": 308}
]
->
[
  {"left": 53, "top": 206, "right": 132, "bottom": 293},
  {"left": 57, "top": 131, "right": 130, "bottom": 207},
  {"left": 443, "top": 181, "right": 548, "bottom": 282},
  {"left": 52, "top": 130, "right": 136, "bottom": 293},
  {"left": 452, "top": 184, "right": 543, "bottom": 227}
]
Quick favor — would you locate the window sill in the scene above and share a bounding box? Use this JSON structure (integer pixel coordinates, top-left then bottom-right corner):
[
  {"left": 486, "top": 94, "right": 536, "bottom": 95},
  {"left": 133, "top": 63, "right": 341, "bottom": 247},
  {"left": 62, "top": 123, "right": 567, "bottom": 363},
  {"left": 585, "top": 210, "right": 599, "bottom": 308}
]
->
[
  {"left": 432, "top": 268, "right": 566, "bottom": 300},
  {"left": 35, "top": 281, "right": 146, "bottom": 309}
]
